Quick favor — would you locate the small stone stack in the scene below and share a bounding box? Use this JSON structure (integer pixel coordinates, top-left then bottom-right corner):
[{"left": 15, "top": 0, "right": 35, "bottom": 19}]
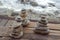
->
[
  {"left": 20, "top": 9, "right": 30, "bottom": 27},
  {"left": 10, "top": 25, "right": 23, "bottom": 38},
  {"left": 34, "top": 16, "right": 49, "bottom": 35}
]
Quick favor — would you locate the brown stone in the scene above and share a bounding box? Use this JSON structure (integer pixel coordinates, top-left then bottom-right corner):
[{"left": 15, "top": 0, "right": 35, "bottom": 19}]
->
[{"left": 10, "top": 25, "right": 24, "bottom": 38}]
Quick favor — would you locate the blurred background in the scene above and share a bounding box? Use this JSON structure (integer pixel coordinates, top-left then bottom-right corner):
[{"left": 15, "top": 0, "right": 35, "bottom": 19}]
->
[{"left": 0, "top": 0, "right": 60, "bottom": 23}]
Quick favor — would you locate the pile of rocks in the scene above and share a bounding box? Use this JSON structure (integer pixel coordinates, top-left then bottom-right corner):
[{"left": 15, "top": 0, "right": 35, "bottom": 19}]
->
[
  {"left": 10, "top": 25, "right": 23, "bottom": 38},
  {"left": 10, "top": 9, "right": 30, "bottom": 38},
  {"left": 34, "top": 16, "right": 49, "bottom": 35}
]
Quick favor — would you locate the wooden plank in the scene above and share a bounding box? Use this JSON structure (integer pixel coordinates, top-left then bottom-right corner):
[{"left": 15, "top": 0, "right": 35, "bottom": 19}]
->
[
  {"left": 3, "top": 20, "right": 9, "bottom": 26},
  {"left": 0, "top": 26, "right": 13, "bottom": 36},
  {"left": 24, "top": 28, "right": 35, "bottom": 33},
  {"left": 22, "top": 33, "right": 60, "bottom": 40},
  {"left": 50, "top": 30, "right": 60, "bottom": 36},
  {"left": 24, "top": 27, "right": 60, "bottom": 36},
  {"left": 48, "top": 24, "right": 60, "bottom": 30},
  {"left": 27, "top": 22, "right": 60, "bottom": 30},
  {"left": 0, "top": 22, "right": 60, "bottom": 36},
  {"left": 27, "top": 22, "right": 37, "bottom": 28}
]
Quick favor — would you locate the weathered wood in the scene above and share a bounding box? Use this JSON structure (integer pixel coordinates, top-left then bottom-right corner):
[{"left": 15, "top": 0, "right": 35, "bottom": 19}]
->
[
  {"left": 48, "top": 24, "right": 60, "bottom": 30},
  {"left": 0, "top": 26, "right": 13, "bottom": 36},
  {"left": 0, "top": 19, "right": 8, "bottom": 26},
  {"left": 0, "top": 15, "right": 15, "bottom": 20},
  {"left": 0, "top": 21, "right": 60, "bottom": 36},
  {"left": 0, "top": 19, "right": 60, "bottom": 40},
  {"left": 5, "top": 20, "right": 15, "bottom": 27}
]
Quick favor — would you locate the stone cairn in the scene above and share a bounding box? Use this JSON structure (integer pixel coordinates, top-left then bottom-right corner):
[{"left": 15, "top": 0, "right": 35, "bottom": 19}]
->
[
  {"left": 20, "top": 9, "right": 30, "bottom": 27},
  {"left": 10, "top": 13, "right": 24, "bottom": 38},
  {"left": 9, "top": 9, "right": 30, "bottom": 38},
  {"left": 34, "top": 16, "right": 49, "bottom": 35},
  {"left": 10, "top": 23, "right": 23, "bottom": 38}
]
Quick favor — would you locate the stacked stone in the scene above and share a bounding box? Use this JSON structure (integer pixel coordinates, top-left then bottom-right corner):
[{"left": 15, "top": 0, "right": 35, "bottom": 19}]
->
[
  {"left": 20, "top": 9, "right": 30, "bottom": 27},
  {"left": 10, "top": 17, "right": 23, "bottom": 38},
  {"left": 34, "top": 16, "right": 49, "bottom": 35},
  {"left": 10, "top": 25, "right": 23, "bottom": 38}
]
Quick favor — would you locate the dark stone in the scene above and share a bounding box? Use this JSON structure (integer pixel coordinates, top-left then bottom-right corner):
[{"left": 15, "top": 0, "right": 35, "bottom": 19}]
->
[
  {"left": 34, "top": 16, "right": 49, "bottom": 35},
  {"left": 30, "top": 2, "right": 38, "bottom": 6},
  {"left": 11, "top": 12, "right": 19, "bottom": 16},
  {"left": 10, "top": 25, "right": 23, "bottom": 38}
]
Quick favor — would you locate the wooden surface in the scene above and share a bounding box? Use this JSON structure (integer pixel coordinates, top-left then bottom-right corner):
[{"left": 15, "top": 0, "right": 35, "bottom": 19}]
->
[{"left": 0, "top": 19, "right": 60, "bottom": 40}]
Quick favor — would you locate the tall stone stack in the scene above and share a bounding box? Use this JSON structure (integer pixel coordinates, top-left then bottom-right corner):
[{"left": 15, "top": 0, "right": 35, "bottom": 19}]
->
[
  {"left": 10, "top": 16, "right": 24, "bottom": 38},
  {"left": 34, "top": 16, "right": 49, "bottom": 35},
  {"left": 20, "top": 9, "right": 30, "bottom": 27}
]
